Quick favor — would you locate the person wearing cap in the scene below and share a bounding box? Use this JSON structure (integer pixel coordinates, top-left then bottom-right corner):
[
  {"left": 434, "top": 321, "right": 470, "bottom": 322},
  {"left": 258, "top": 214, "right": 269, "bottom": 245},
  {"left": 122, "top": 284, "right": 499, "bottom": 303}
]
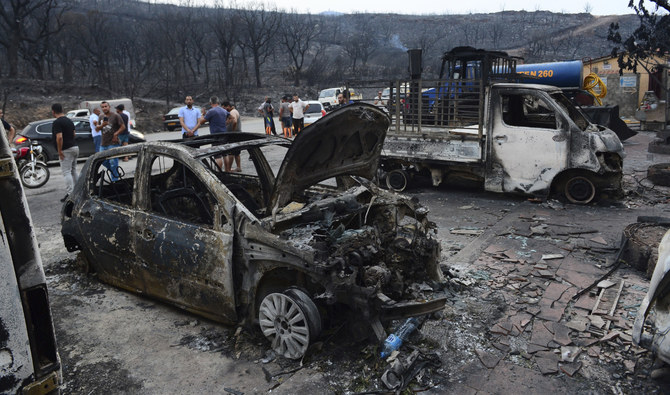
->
[{"left": 115, "top": 104, "right": 131, "bottom": 161}]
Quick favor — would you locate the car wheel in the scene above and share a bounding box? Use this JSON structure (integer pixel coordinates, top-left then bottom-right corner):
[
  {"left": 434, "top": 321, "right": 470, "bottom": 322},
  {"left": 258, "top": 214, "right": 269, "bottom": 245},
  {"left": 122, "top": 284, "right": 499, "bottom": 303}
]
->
[
  {"left": 386, "top": 169, "right": 410, "bottom": 192},
  {"left": 258, "top": 288, "right": 321, "bottom": 359},
  {"left": 564, "top": 175, "right": 596, "bottom": 204}
]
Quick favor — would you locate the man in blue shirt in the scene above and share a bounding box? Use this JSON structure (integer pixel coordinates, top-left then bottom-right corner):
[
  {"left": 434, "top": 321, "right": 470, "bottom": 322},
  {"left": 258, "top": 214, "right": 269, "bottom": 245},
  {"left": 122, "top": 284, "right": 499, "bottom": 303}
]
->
[
  {"left": 199, "top": 96, "right": 231, "bottom": 170},
  {"left": 179, "top": 95, "right": 202, "bottom": 138},
  {"left": 199, "top": 96, "right": 229, "bottom": 134}
]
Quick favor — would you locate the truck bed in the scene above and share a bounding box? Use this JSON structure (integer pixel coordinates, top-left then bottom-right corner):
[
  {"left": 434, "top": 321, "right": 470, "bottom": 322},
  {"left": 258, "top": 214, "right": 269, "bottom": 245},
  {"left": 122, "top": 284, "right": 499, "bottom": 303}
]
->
[{"left": 383, "top": 126, "right": 484, "bottom": 163}]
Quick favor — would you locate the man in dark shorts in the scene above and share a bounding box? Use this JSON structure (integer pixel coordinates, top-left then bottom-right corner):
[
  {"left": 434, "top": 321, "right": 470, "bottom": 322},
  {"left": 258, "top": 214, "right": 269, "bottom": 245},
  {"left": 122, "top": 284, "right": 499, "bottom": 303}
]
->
[
  {"left": 223, "top": 101, "right": 242, "bottom": 172},
  {"left": 279, "top": 96, "right": 292, "bottom": 137},
  {"left": 99, "top": 101, "right": 125, "bottom": 181},
  {"left": 51, "top": 103, "right": 79, "bottom": 201},
  {"left": 198, "top": 96, "right": 231, "bottom": 170},
  {"left": 116, "top": 104, "right": 131, "bottom": 161},
  {"left": 289, "top": 94, "right": 309, "bottom": 134}
]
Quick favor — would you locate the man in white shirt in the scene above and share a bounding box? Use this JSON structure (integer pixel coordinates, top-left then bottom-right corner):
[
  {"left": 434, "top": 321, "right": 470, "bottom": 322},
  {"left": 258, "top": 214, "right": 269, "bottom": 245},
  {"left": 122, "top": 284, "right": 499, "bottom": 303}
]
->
[
  {"left": 179, "top": 95, "right": 202, "bottom": 138},
  {"left": 89, "top": 107, "right": 102, "bottom": 152},
  {"left": 288, "top": 94, "right": 309, "bottom": 134}
]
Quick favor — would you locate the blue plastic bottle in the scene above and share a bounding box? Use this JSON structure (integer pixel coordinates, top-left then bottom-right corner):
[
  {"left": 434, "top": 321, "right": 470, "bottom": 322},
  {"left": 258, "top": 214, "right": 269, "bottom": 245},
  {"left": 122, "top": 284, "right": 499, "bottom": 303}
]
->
[{"left": 380, "top": 317, "right": 420, "bottom": 358}]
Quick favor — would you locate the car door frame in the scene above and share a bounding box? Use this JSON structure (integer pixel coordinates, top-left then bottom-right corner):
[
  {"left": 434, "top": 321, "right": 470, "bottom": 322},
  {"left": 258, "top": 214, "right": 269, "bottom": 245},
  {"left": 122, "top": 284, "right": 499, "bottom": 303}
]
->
[
  {"left": 75, "top": 146, "right": 141, "bottom": 291},
  {"left": 133, "top": 146, "right": 238, "bottom": 323}
]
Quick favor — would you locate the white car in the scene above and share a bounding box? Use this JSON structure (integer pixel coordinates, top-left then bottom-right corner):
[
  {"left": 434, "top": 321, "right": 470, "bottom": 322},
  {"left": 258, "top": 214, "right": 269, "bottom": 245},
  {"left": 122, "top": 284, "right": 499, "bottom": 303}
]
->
[{"left": 303, "top": 101, "right": 326, "bottom": 127}]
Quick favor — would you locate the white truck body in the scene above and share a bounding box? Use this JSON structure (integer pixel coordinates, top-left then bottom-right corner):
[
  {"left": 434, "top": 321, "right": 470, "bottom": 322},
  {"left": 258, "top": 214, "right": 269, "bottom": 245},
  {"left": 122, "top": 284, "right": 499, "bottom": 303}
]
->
[{"left": 381, "top": 81, "right": 624, "bottom": 203}]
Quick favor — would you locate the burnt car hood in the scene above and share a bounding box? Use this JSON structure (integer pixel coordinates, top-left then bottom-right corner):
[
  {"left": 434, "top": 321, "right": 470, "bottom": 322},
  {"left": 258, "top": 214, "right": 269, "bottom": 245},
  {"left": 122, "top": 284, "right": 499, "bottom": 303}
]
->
[{"left": 270, "top": 103, "right": 390, "bottom": 209}]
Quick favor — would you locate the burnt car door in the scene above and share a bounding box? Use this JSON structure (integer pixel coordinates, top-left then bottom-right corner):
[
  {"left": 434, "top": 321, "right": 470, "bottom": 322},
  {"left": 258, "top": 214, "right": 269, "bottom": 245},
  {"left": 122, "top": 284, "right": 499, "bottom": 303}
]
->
[
  {"left": 77, "top": 150, "right": 140, "bottom": 290},
  {"left": 133, "top": 151, "right": 237, "bottom": 323}
]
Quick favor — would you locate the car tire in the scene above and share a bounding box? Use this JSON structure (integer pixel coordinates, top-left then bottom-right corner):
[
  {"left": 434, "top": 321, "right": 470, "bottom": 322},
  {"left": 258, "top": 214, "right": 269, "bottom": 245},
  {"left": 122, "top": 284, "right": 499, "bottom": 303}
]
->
[
  {"left": 258, "top": 288, "right": 321, "bottom": 359},
  {"left": 564, "top": 175, "right": 596, "bottom": 204},
  {"left": 386, "top": 169, "right": 410, "bottom": 192}
]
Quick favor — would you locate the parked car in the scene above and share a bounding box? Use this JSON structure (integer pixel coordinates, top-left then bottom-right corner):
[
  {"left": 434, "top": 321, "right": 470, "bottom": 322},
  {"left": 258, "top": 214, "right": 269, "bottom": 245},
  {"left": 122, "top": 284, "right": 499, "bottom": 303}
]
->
[
  {"left": 14, "top": 117, "right": 145, "bottom": 162},
  {"left": 66, "top": 108, "right": 90, "bottom": 118},
  {"left": 303, "top": 101, "right": 326, "bottom": 127},
  {"left": 163, "top": 106, "right": 202, "bottom": 131},
  {"left": 61, "top": 104, "right": 445, "bottom": 360}
]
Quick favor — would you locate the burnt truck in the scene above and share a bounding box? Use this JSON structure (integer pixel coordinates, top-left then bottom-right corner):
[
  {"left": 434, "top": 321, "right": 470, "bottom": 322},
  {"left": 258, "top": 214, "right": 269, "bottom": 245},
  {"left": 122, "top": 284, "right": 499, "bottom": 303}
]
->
[{"left": 379, "top": 47, "right": 624, "bottom": 204}]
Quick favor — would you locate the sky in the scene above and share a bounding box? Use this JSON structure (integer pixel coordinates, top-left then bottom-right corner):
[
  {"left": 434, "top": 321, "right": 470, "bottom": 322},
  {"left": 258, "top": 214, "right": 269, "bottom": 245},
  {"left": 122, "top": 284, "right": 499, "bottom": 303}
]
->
[{"left": 161, "top": 0, "right": 639, "bottom": 15}]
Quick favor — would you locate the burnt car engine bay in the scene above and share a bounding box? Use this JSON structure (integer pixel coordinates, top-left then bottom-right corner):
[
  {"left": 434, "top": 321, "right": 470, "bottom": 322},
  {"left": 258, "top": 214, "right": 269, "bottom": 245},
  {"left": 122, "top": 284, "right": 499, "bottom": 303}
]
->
[{"left": 266, "top": 184, "right": 443, "bottom": 306}]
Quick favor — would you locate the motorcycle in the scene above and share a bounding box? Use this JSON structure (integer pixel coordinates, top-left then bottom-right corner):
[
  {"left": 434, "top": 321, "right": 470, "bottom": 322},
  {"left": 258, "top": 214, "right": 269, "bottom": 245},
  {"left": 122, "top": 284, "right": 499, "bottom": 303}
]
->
[{"left": 13, "top": 140, "right": 50, "bottom": 188}]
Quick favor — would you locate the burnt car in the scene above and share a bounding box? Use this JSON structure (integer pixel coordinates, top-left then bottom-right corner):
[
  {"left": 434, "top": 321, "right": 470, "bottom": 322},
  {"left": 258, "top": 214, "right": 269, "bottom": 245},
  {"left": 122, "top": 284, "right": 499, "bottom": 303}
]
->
[
  {"left": 61, "top": 104, "right": 445, "bottom": 359},
  {"left": 15, "top": 117, "right": 145, "bottom": 162},
  {"left": 633, "top": 228, "right": 670, "bottom": 365}
]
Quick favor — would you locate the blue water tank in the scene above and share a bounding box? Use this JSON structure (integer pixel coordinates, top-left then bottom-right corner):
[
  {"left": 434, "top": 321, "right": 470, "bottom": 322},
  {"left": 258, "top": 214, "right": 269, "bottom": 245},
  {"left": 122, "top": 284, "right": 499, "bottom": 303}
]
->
[{"left": 516, "top": 60, "right": 584, "bottom": 89}]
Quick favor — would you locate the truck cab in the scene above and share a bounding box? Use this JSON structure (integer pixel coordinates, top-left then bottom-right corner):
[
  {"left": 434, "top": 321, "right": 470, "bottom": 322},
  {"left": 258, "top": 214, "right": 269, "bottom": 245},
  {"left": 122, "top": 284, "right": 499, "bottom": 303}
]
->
[{"left": 485, "top": 83, "right": 623, "bottom": 203}]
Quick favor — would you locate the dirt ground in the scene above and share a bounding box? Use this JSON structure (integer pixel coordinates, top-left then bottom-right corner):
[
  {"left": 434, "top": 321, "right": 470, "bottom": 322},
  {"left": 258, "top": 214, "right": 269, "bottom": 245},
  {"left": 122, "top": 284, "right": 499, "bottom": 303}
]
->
[{"left": 24, "top": 129, "right": 670, "bottom": 394}]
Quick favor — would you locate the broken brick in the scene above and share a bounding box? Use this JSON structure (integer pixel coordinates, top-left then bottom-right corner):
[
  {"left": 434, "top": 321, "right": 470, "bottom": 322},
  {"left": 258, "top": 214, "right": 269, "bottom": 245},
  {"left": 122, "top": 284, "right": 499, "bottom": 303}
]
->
[
  {"left": 475, "top": 349, "right": 502, "bottom": 369},
  {"left": 526, "top": 344, "right": 549, "bottom": 354},
  {"left": 535, "top": 356, "right": 559, "bottom": 375},
  {"left": 552, "top": 323, "right": 573, "bottom": 346},
  {"left": 560, "top": 361, "right": 582, "bottom": 377},
  {"left": 538, "top": 306, "right": 565, "bottom": 322},
  {"left": 543, "top": 282, "right": 572, "bottom": 301},
  {"left": 530, "top": 322, "right": 554, "bottom": 347}
]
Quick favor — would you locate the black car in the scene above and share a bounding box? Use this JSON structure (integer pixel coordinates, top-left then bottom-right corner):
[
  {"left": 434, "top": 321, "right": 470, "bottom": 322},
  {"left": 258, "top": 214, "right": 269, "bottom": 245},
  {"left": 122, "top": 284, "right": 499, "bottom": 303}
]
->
[
  {"left": 163, "top": 106, "right": 202, "bottom": 131},
  {"left": 14, "top": 117, "right": 145, "bottom": 162}
]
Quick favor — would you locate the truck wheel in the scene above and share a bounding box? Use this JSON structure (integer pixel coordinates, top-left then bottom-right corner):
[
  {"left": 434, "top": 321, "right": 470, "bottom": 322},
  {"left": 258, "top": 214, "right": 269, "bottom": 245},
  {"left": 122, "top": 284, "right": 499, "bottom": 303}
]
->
[
  {"left": 564, "top": 175, "right": 596, "bottom": 204},
  {"left": 258, "top": 288, "right": 321, "bottom": 359},
  {"left": 386, "top": 169, "right": 409, "bottom": 192},
  {"left": 647, "top": 163, "right": 670, "bottom": 187}
]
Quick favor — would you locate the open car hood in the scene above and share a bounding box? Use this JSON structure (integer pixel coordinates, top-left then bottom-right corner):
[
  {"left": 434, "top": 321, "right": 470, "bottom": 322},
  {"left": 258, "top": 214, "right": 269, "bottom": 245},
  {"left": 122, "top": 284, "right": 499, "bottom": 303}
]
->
[{"left": 270, "top": 103, "right": 390, "bottom": 210}]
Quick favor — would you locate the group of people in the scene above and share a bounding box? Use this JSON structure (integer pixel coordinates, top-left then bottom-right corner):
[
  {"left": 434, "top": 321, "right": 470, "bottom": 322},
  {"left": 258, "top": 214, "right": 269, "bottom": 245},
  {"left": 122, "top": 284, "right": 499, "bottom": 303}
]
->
[
  {"left": 258, "top": 94, "right": 309, "bottom": 138},
  {"left": 51, "top": 100, "right": 132, "bottom": 201},
  {"left": 178, "top": 95, "right": 242, "bottom": 172},
  {"left": 46, "top": 91, "right": 316, "bottom": 201}
]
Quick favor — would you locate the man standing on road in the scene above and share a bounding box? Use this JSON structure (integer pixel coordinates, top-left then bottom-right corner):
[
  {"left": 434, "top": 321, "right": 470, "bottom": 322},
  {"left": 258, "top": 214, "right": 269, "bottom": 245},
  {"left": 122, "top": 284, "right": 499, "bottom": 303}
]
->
[
  {"left": 279, "top": 96, "right": 292, "bottom": 137},
  {"left": 289, "top": 94, "right": 309, "bottom": 135},
  {"left": 179, "top": 95, "right": 202, "bottom": 138},
  {"left": 90, "top": 108, "right": 102, "bottom": 152},
  {"left": 223, "top": 101, "right": 242, "bottom": 172},
  {"left": 198, "top": 96, "right": 230, "bottom": 170},
  {"left": 261, "top": 97, "right": 277, "bottom": 136},
  {"left": 51, "top": 103, "right": 79, "bottom": 202},
  {"left": 0, "top": 109, "right": 16, "bottom": 145},
  {"left": 99, "top": 101, "right": 125, "bottom": 181},
  {"left": 116, "top": 104, "right": 131, "bottom": 161}
]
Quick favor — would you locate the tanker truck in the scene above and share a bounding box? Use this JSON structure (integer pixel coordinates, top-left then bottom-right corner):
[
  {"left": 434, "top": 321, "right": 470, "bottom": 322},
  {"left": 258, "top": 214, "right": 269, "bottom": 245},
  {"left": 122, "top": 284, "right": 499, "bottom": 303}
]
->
[
  {"left": 516, "top": 60, "right": 637, "bottom": 141},
  {"left": 378, "top": 47, "right": 624, "bottom": 204}
]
